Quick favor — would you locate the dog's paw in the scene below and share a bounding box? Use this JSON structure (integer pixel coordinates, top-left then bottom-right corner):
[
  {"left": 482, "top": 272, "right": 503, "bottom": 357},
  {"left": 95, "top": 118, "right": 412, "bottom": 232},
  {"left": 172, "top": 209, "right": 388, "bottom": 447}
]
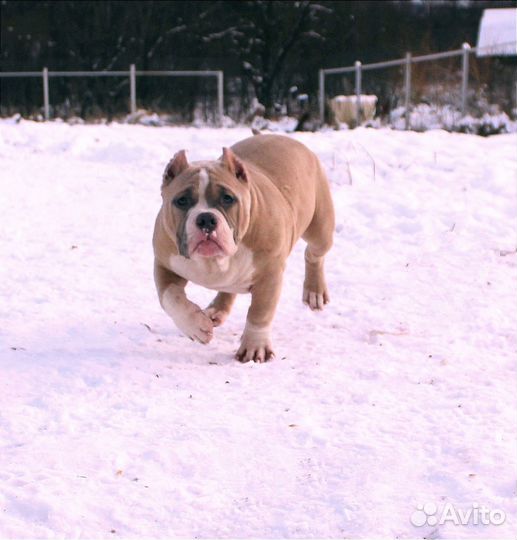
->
[
  {"left": 235, "top": 323, "right": 275, "bottom": 363},
  {"left": 161, "top": 286, "right": 214, "bottom": 344},
  {"left": 235, "top": 344, "right": 275, "bottom": 363},
  {"left": 203, "top": 306, "right": 230, "bottom": 328},
  {"left": 176, "top": 306, "right": 214, "bottom": 344},
  {"left": 302, "top": 287, "right": 330, "bottom": 311}
]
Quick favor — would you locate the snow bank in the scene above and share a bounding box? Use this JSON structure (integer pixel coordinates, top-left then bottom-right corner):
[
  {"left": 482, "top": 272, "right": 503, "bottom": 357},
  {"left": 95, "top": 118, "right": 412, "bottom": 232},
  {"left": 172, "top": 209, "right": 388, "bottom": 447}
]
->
[{"left": 390, "top": 104, "right": 517, "bottom": 135}]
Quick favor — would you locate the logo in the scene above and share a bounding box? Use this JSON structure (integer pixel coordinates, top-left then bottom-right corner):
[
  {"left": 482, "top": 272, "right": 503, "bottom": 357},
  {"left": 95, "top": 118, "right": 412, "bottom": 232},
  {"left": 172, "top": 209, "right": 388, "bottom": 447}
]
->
[{"left": 410, "top": 502, "right": 506, "bottom": 527}]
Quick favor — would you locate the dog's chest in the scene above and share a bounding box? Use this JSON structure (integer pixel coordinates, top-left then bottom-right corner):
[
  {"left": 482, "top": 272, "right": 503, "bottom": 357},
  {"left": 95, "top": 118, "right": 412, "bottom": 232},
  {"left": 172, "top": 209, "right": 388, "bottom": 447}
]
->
[{"left": 169, "top": 246, "right": 255, "bottom": 294}]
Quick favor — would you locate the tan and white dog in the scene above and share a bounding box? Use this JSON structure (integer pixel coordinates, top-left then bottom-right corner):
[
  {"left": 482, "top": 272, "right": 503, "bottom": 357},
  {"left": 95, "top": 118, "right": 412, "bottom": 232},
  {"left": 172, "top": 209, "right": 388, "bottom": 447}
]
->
[{"left": 153, "top": 134, "right": 334, "bottom": 362}]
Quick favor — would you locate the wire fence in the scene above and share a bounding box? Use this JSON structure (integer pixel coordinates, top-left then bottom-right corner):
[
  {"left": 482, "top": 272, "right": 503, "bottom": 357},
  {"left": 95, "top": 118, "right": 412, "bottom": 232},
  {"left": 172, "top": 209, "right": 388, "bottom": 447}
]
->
[
  {"left": 1, "top": 42, "right": 516, "bottom": 128},
  {"left": 0, "top": 65, "right": 224, "bottom": 124},
  {"left": 319, "top": 41, "right": 517, "bottom": 129}
]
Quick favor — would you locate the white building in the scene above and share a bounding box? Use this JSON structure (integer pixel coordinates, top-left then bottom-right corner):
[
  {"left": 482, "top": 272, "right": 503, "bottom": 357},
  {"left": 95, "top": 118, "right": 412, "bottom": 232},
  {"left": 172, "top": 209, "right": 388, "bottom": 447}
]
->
[{"left": 476, "top": 8, "right": 517, "bottom": 57}]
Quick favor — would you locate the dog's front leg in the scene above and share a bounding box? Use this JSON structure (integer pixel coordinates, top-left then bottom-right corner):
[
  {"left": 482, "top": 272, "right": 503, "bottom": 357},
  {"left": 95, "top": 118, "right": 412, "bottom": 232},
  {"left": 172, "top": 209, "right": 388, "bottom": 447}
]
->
[
  {"left": 154, "top": 260, "right": 213, "bottom": 344},
  {"left": 204, "top": 292, "right": 236, "bottom": 327},
  {"left": 236, "top": 268, "right": 284, "bottom": 363}
]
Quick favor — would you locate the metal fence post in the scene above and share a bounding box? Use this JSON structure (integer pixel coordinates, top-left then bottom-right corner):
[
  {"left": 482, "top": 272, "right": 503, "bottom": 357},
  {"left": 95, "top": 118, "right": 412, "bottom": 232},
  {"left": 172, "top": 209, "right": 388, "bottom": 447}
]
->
[
  {"left": 42, "top": 67, "right": 49, "bottom": 120},
  {"left": 319, "top": 69, "right": 325, "bottom": 124},
  {"left": 217, "top": 70, "right": 224, "bottom": 125},
  {"left": 404, "top": 52, "right": 412, "bottom": 130},
  {"left": 354, "top": 61, "right": 362, "bottom": 127},
  {"left": 130, "top": 64, "right": 136, "bottom": 114},
  {"left": 461, "top": 42, "right": 470, "bottom": 115}
]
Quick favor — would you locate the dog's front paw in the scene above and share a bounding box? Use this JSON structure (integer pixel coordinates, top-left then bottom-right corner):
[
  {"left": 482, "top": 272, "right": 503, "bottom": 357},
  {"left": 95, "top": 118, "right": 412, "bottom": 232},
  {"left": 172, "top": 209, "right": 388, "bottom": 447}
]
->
[
  {"left": 204, "top": 306, "right": 230, "bottom": 328},
  {"left": 236, "top": 343, "right": 275, "bottom": 363},
  {"left": 236, "top": 323, "right": 275, "bottom": 363},
  {"left": 161, "top": 287, "right": 214, "bottom": 344},
  {"left": 302, "top": 287, "right": 330, "bottom": 311},
  {"left": 176, "top": 305, "right": 214, "bottom": 344},
  {"left": 204, "top": 292, "right": 236, "bottom": 328}
]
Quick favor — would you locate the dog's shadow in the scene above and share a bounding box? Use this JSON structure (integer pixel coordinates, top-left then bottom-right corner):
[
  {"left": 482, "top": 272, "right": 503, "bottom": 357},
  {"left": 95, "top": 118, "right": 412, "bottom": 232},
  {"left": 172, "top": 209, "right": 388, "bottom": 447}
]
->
[{"left": 5, "top": 317, "right": 239, "bottom": 373}]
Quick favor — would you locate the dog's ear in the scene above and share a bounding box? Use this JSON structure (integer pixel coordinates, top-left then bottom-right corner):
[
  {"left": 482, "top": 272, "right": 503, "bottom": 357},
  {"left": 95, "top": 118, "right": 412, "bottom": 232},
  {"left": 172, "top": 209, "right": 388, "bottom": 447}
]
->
[
  {"left": 222, "top": 147, "right": 248, "bottom": 183},
  {"left": 162, "top": 150, "right": 188, "bottom": 187}
]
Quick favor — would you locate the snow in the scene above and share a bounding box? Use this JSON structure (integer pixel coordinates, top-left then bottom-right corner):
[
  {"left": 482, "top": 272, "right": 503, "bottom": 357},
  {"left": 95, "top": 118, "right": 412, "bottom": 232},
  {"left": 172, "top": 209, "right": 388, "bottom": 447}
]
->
[
  {"left": 0, "top": 120, "right": 516, "bottom": 539},
  {"left": 389, "top": 105, "right": 517, "bottom": 135},
  {"left": 476, "top": 8, "right": 517, "bottom": 57}
]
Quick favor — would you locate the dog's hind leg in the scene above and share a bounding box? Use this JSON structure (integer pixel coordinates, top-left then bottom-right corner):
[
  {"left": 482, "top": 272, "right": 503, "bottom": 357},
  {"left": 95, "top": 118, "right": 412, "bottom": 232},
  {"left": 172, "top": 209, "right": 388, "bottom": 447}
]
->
[
  {"left": 204, "top": 292, "right": 236, "bottom": 327},
  {"left": 301, "top": 178, "right": 334, "bottom": 311}
]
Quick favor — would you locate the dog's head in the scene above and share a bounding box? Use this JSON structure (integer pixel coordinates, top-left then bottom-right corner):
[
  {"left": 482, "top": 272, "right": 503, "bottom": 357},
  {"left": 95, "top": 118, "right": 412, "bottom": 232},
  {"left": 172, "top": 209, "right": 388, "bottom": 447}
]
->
[{"left": 160, "top": 148, "right": 251, "bottom": 259}]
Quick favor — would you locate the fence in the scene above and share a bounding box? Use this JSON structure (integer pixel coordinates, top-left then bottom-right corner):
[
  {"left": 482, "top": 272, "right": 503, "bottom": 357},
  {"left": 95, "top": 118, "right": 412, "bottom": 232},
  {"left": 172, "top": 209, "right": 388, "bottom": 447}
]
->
[
  {"left": 0, "top": 65, "right": 224, "bottom": 124},
  {"left": 2, "top": 44, "right": 515, "bottom": 128},
  {"left": 319, "top": 41, "right": 517, "bottom": 129}
]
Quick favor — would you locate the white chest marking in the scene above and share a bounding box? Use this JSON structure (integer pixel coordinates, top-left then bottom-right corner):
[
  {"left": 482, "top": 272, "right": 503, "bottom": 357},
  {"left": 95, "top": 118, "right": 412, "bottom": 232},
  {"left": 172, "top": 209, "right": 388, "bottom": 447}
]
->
[{"left": 169, "top": 245, "right": 255, "bottom": 294}]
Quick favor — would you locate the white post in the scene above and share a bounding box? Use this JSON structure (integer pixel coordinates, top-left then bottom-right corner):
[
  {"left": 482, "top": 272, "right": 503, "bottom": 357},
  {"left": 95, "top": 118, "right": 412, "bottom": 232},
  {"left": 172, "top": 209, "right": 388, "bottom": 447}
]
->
[
  {"left": 130, "top": 64, "right": 136, "bottom": 114},
  {"left": 217, "top": 71, "right": 224, "bottom": 125},
  {"left": 42, "top": 67, "right": 49, "bottom": 120},
  {"left": 319, "top": 69, "right": 325, "bottom": 124},
  {"left": 404, "top": 52, "right": 412, "bottom": 130},
  {"left": 354, "top": 61, "right": 362, "bottom": 127},
  {"left": 461, "top": 43, "right": 470, "bottom": 115}
]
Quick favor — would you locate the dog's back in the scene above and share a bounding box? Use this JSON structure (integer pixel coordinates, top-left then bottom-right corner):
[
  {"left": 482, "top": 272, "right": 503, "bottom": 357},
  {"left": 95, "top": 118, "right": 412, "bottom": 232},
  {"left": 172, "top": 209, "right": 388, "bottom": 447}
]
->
[{"left": 232, "top": 134, "right": 329, "bottom": 236}]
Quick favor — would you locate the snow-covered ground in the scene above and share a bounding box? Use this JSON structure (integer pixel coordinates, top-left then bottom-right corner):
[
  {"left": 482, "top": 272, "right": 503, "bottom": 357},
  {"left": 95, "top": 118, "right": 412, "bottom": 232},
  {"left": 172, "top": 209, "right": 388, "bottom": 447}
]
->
[{"left": 0, "top": 119, "right": 515, "bottom": 539}]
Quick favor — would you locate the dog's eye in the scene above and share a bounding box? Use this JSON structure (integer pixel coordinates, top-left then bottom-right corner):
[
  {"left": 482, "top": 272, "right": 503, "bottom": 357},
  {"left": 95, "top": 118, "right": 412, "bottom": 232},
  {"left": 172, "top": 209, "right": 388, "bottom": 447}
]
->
[
  {"left": 221, "top": 194, "right": 236, "bottom": 206},
  {"left": 173, "top": 196, "right": 190, "bottom": 209}
]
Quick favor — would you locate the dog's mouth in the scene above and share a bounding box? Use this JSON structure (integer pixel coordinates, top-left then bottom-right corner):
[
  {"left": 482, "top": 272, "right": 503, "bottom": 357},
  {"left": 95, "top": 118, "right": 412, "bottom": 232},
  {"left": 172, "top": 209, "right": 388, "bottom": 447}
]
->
[{"left": 192, "top": 233, "right": 225, "bottom": 257}]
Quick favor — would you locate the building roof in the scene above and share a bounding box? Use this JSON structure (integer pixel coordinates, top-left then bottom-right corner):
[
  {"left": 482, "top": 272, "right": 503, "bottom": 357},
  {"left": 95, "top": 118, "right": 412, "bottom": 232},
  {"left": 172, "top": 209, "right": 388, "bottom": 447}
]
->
[{"left": 476, "top": 8, "right": 517, "bottom": 57}]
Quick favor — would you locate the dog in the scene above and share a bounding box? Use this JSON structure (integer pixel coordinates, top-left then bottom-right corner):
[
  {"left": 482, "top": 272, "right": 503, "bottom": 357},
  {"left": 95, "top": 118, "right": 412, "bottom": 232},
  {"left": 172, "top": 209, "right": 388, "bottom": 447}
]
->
[{"left": 153, "top": 134, "right": 334, "bottom": 362}]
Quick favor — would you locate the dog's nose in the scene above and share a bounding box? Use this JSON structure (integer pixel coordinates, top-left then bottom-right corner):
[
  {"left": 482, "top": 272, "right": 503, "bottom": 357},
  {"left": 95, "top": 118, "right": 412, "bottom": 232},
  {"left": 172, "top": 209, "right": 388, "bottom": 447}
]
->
[{"left": 196, "top": 212, "right": 218, "bottom": 233}]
